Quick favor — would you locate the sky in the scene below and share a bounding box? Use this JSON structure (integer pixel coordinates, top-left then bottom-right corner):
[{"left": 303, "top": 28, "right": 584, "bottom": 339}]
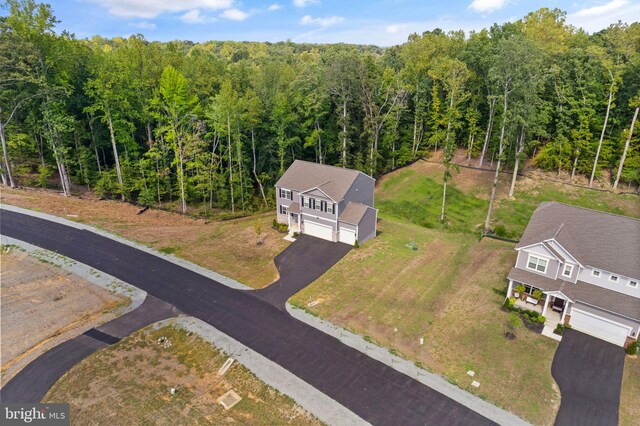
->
[{"left": 19, "top": 0, "right": 640, "bottom": 46}]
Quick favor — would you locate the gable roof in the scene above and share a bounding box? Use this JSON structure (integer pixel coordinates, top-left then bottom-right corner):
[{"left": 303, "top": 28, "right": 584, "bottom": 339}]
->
[
  {"left": 516, "top": 202, "right": 640, "bottom": 279},
  {"left": 339, "top": 202, "right": 374, "bottom": 225},
  {"left": 275, "top": 160, "right": 372, "bottom": 202}
]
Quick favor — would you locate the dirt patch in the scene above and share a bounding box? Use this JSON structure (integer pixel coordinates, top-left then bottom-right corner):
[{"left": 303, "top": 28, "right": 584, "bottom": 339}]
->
[
  {"left": 1, "top": 188, "right": 289, "bottom": 288},
  {"left": 44, "top": 326, "right": 320, "bottom": 425},
  {"left": 0, "top": 249, "right": 128, "bottom": 384}
]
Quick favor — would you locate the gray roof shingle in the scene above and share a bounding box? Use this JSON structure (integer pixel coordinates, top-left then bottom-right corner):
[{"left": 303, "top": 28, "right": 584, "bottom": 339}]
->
[
  {"left": 516, "top": 202, "right": 640, "bottom": 278},
  {"left": 275, "top": 160, "right": 372, "bottom": 202},
  {"left": 339, "top": 202, "right": 373, "bottom": 225}
]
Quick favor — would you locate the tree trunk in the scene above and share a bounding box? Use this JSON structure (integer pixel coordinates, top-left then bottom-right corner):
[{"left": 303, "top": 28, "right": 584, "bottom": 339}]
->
[
  {"left": 479, "top": 97, "right": 496, "bottom": 167},
  {"left": 36, "top": 133, "right": 44, "bottom": 166},
  {"left": 412, "top": 113, "right": 418, "bottom": 158},
  {"left": 440, "top": 180, "right": 447, "bottom": 222},
  {"left": 571, "top": 152, "right": 579, "bottom": 182},
  {"left": 87, "top": 114, "right": 101, "bottom": 174},
  {"left": 613, "top": 105, "right": 639, "bottom": 190},
  {"left": 589, "top": 82, "right": 614, "bottom": 187},
  {"left": 484, "top": 92, "right": 508, "bottom": 232},
  {"left": 316, "top": 121, "right": 323, "bottom": 164},
  {"left": 467, "top": 133, "right": 474, "bottom": 161},
  {"left": 209, "top": 130, "right": 218, "bottom": 210},
  {"left": 106, "top": 111, "right": 125, "bottom": 200},
  {"left": 508, "top": 125, "right": 525, "bottom": 198},
  {"left": 0, "top": 116, "right": 16, "bottom": 188},
  {"left": 227, "top": 114, "right": 234, "bottom": 213},
  {"left": 252, "top": 129, "right": 268, "bottom": 208},
  {"left": 342, "top": 99, "right": 347, "bottom": 167},
  {"left": 178, "top": 149, "right": 186, "bottom": 214}
]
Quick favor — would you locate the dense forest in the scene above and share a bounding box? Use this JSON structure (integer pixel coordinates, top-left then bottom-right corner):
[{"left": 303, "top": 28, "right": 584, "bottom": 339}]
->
[{"left": 1, "top": 0, "right": 639, "bottom": 221}]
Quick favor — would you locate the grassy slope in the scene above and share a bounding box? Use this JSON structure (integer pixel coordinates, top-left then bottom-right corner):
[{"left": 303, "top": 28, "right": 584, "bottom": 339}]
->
[{"left": 44, "top": 325, "right": 319, "bottom": 425}]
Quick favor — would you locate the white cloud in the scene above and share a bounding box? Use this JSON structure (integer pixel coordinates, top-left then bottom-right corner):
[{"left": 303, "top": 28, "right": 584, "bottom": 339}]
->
[
  {"left": 181, "top": 10, "right": 207, "bottom": 24},
  {"left": 300, "top": 15, "right": 344, "bottom": 27},
  {"left": 568, "top": 0, "right": 640, "bottom": 33},
  {"left": 130, "top": 21, "right": 156, "bottom": 29},
  {"left": 293, "top": 0, "right": 319, "bottom": 8},
  {"left": 221, "top": 8, "right": 250, "bottom": 21},
  {"left": 268, "top": 3, "right": 283, "bottom": 11},
  {"left": 468, "top": 0, "right": 507, "bottom": 13},
  {"left": 90, "top": 0, "right": 233, "bottom": 19}
]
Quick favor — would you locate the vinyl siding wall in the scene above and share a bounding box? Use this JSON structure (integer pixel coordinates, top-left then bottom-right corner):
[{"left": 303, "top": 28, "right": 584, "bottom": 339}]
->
[
  {"left": 338, "top": 174, "right": 374, "bottom": 214},
  {"left": 577, "top": 267, "right": 640, "bottom": 298},
  {"left": 358, "top": 208, "right": 377, "bottom": 243},
  {"left": 516, "top": 245, "right": 561, "bottom": 279}
]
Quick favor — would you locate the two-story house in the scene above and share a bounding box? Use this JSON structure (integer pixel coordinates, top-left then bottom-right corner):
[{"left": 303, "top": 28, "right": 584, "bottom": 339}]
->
[
  {"left": 275, "top": 160, "right": 378, "bottom": 245},
  {"left": 506, "top": 202, "right": 640, "bottom": 347}
]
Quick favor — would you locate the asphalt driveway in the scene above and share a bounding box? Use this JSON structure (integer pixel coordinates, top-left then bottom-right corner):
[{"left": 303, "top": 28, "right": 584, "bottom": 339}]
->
[
  {"left": 254, "top": 234, "right": 351, "bottom": 309},
  {"left": 552, "top": 328, "right": 625, "bottom": 426},
  {"left": 1, "top": 295, "right": 179, "bottom": 403},
  {"left": 0, "top": 209, "right": 496, "bottom": 425}
]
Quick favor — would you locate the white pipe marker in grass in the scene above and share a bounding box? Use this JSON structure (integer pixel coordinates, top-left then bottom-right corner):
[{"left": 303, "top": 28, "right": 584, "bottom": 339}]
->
[{"left": 219, "top": 357, "right": 235, "bottom": 375}]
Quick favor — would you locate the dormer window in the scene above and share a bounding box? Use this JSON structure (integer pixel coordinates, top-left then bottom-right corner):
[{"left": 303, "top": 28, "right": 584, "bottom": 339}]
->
[
  {"left": 609, "top": 275, "right": 619, "bottom": 283},
  {"left": 527, "top": 254, "right": 548, "bottom": 274},
  {"left": 629, "top": 280, "right": 638, "bottom": 288},
  {"left": 592, "top": 270, "right": 601, "bottom": 277},
  {"left": 562, "top": 264, "right": 573, "bottom": 278}
]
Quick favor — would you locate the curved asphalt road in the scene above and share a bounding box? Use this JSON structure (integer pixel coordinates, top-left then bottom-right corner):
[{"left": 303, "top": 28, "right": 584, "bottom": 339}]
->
[
  {"left": 1, "top": 295, "right": 179, "bottom": 403},
  {"left": 254, "top": 234, "right": 352, "bottom": 309},
  {"left": 0, "top": 209, "right": 495, "bottom": 425}
]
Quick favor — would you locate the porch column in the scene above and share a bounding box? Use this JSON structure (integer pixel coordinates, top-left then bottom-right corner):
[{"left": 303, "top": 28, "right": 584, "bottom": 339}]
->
[
  {"left": 506, "top": 279, "right": 513, "bottom": 300},
  {"left": 287, "top": 213, "right": 291, "bottom": 229},
  {"left": 560, "top": 302, "right": 569, "bottom": 324},
  {"left": 541, "top": 293, "right": 550, "bottom": 317}
]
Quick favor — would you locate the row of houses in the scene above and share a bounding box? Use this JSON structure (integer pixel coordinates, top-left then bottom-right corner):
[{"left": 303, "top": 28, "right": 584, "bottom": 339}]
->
[{"left": 275, "top": 160, "right": 639, "bottom": 348}]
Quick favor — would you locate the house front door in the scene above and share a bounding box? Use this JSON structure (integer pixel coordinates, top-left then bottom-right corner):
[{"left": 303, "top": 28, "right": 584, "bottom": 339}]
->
[{"left": 290, "top": 213, "right": 299, "bottom": 232}]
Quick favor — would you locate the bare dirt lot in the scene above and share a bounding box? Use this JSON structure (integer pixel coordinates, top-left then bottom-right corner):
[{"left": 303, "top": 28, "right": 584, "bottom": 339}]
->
[
  {"left": 44, "top": 325, "right": 320, "bottom": 425},
  {"left": 0, "top": 249, "right": 128, "bottom": 384},
  {"left": 1, "top": 188, "right": 288, "bottom": 288}
]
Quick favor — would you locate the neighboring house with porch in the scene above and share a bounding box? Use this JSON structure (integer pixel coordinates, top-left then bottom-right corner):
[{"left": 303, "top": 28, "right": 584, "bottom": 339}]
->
[
  {"left": 506, "top": 202, "right": 640, "bottom": 347},
  {"left": 275, "top": 160, "right": 378, "bottom": 245}
]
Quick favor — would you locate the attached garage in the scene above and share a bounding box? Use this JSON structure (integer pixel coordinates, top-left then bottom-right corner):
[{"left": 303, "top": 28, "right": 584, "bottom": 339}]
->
[
  {"left": 569, "top": 308, "right": 631, "bottom": 347},
  {"left": 338, "top": 226, "right": 356, "bottom": 245},
  {"left": 303, "top": 221, "right": 333, "bottom": 241}
]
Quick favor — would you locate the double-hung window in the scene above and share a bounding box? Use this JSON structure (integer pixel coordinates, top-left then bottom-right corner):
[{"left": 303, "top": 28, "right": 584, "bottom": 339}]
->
[
  {"left": 527, "top": 255, "right": 548, "bottom": 274},
  {"left": 629, "top": 280, "right": 638, "bottom": 288},
  {"left": 562, "top": 264, "right": 573, "bottom": 278},
  {"left": 609, "top": 274, "right": 619, "bottom": 283},
  {"left": 279, "top": 205, "right": 288, "bottom": 215},
  {"left": 279, "top": 188, "right": 292, "bottom": 200}
]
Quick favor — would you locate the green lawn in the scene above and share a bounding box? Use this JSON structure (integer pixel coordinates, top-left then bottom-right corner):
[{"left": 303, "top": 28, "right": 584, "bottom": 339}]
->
[
  {"left": 292, "top": 219, "right": 561, "bottom": 425},
  {"left": 376, "top": 169, "right": 488, "bottom": 234},
  {"left": 377, "top": 161, "right": 640, "bottom": 239}
]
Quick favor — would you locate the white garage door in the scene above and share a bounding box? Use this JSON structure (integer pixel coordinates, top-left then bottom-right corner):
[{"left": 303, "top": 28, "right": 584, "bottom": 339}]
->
[
  {"left": 339, "top": 227, "right": 357, "bottom": 245},
  {"left": 569, "top": 309, "right": 630, "bottom": 347},
  {"left": 304, "top": 221, "right": 333, "bottom": 241}
]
